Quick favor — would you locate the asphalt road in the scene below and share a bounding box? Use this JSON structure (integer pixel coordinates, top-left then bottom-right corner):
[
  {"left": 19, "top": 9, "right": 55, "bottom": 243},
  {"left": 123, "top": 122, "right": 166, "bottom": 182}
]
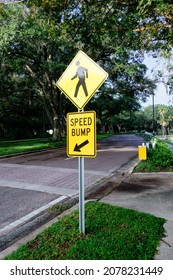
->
[{"left": 0, "top": 134, "right": 144, "bottom": 251}]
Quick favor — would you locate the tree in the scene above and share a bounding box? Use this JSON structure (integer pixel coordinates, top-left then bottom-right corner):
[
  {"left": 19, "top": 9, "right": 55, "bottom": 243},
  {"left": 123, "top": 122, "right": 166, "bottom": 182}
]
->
[
  {"left": 0, "top": 1, "right": 157, "bottom": 139},
  {"left": 136, "top": 0, "right": 173, "bottom": 51},
  {"left": 0, "top": 2, "right": 77, "bottom": 139},
  {"left": 158, "top": 105, "right": 173, "bottom": 136},
  {"left": 135, "top": 105, "right": 173, "bottom": 135},
  {"left": 0, "top": 51, "right": 47, "bottom": 139}
]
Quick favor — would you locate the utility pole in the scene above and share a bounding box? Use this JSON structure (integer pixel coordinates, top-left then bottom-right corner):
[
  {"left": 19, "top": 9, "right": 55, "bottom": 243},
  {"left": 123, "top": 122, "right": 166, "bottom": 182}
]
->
[{"left": 152, "top": 93, "right": 155, "bottom": 134}]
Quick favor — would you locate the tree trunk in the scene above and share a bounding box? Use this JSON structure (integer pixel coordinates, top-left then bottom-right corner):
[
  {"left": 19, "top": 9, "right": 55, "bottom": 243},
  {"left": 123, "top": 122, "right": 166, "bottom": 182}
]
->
[
  {"left": 115, "top": 124, "right": 121, "bottom": 133},
  {"left": 101, "top": 124, "right": 105, "bottom": 133},
  {"left": 163, "top": 125, "right": 168, "bottom": 139},
  {"left": 52, "top": 112, "right": 60, "bottom": 140},
  {"left": 108, "top": 124, "right": 113, "bottom": 133},
  {"left": 26, "top": 63, "right": 62, "bottom": 141}
]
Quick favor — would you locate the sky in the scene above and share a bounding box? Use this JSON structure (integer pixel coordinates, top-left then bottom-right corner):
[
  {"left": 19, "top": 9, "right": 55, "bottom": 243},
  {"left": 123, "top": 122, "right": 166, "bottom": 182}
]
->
[{"left": 141, "top": 54, "right": 172, "bottom": 108}]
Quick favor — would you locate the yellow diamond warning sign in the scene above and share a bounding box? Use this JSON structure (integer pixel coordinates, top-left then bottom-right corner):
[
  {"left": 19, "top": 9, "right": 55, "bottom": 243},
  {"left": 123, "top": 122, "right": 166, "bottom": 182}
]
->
[
  {"left": 56, "top": 51, "right": 108, "bottom": 109},
  {"left": 67, "top": 111, "right": 96, "bottom": 157}
]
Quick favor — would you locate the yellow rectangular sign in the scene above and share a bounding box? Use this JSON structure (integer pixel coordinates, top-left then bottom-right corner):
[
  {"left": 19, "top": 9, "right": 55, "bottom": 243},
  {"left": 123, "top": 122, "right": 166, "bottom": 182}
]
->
[
  {"left": 138, "top": 146, "right": 147, "bottom": 160},
  {"left": 67, "top": 111, "right": 96, "bottom": 157}
]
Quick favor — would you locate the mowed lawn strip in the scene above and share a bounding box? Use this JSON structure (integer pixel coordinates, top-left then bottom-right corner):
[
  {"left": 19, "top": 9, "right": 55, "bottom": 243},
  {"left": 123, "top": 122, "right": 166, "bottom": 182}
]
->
[
  {"left": 0, "top": 134, "right": 112, "bottom": 156},
  {"left": 4, "top": 201, "right": 165, "bottom": 260},
  {"left": 0, "top": 139, "right": 65, "bottom": 156}
]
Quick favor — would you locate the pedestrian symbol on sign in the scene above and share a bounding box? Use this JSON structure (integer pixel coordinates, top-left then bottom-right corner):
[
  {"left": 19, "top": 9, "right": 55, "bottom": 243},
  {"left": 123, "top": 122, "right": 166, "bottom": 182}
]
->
[
  {"left": 56, "top": 50, "right": 108, "bottom": 109},
  {"left": 71, "top": 61, "right": 88, "bottom": 98}
]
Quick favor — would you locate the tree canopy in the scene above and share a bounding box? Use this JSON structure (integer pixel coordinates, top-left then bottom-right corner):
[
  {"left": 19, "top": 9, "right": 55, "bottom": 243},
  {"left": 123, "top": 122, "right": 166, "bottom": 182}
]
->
[{"left": 0, "top": 0, "right": 172, "bottom": 139}]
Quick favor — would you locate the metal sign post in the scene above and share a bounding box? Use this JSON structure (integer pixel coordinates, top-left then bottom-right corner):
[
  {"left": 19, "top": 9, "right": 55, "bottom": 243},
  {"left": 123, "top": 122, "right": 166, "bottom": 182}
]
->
[
  {"left": 78, "top": 108, "right": 85, "bottom": 235},
  {"left": 79, "top": 156, "right": 85, "bottom": 234}
]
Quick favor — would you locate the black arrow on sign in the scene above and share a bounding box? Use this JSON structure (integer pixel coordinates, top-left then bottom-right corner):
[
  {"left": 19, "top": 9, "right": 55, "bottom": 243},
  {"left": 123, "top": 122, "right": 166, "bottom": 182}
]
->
[{"left": 74, "top": 140, "right": 89, "bottom": 152}]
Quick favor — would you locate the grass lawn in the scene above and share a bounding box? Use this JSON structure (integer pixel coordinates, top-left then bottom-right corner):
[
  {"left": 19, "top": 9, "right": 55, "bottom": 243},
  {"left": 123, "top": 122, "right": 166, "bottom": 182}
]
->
[
  {"left": 0, "top": 138, "right": 65, "bottom": 156},
  {"left": 4, "top": 201, "right": 165, "bottom": 260},
  {"left": 0, "top": 134, "right": 112, "bottom": 156},
  {"left": 134, "top": 160, "right": 173, "bottom": 172}
]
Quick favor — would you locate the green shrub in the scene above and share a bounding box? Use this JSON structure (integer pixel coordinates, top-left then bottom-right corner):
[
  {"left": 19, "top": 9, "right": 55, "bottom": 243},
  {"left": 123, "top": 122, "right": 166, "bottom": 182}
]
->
[{"left": 148, "top": 141, "right": 173, "bottom": 168}]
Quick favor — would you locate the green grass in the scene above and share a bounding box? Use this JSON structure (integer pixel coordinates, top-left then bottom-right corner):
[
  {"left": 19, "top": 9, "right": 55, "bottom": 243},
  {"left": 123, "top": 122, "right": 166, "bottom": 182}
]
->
[
  {"left": 0, "top": 134, "right": 112, "bottom": 156},
  {"left": 0, "top": 138, "right": 65, "bottom": 156},
  {"left": 4, "top": 201, "right": 165, "bottom": 260},
  {"left": 97, "top": 133, "right": 113, "bottom": 141}
]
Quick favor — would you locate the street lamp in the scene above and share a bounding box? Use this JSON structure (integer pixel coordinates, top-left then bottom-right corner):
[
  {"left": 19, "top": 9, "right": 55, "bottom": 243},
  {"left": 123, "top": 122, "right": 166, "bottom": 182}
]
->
[{"left": 152, "top": 93, "right": 155, "bottom": 134}]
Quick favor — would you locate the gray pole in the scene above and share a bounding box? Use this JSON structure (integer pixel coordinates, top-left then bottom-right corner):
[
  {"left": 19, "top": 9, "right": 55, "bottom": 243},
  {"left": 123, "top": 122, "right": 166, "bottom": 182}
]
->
[
  {"left": 78, "top": 156, "right": 85, "bottom": 234},
  {"left": 78, "top": 109, "right": 85, "bottom": 235},
  {"left": 152, "top": 93, "right": 155, "bottom": 133}
]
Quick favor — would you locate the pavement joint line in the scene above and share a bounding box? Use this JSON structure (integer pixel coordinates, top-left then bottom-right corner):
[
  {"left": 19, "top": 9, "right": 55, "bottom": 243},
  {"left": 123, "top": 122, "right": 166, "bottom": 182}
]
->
[
  {"left": 0, "top": 179, "right": 78, "bottom": 196},
  {"left": 0, "top": 196, "right": 67, "bottom": 235},
  {"left": 0, "top": 162, "right": 109, "bottom": 176}
]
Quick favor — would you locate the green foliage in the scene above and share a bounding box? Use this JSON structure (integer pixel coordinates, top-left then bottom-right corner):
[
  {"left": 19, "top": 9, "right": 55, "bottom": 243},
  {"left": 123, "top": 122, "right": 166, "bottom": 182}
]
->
[
  {"left": 134, "top": 140, "right": 173, "bottom": 172},
  {"left": 133, "top": 105, "right": 173, "bottom": 133},
  {"left": 137, "top": 0, "right": 173, "bottom": 51},
  {"left": 4, "top": 201, "right": 165, "bottom": 260},
  {"left": 148, "top": 141, "right": 173, "bottom": 168},
  {"left": 157, "top": 105, "right": 173, "bottom": 134}
]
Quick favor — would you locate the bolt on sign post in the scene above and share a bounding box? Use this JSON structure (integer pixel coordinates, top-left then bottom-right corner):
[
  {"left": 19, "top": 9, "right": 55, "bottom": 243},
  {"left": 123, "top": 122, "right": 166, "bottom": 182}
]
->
[{"left": 56, "top": 51, "right": 108, "bottom": 235}]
